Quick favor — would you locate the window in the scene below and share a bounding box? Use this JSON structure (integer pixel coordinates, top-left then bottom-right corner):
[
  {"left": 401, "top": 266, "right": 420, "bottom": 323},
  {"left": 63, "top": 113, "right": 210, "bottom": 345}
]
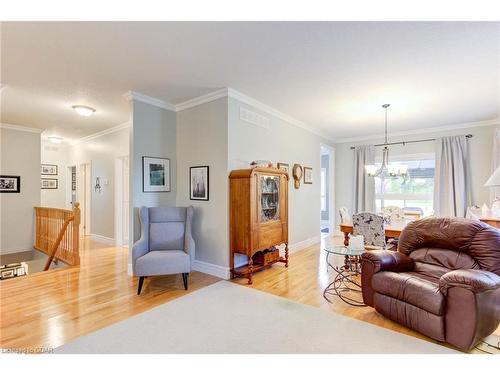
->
[
  {"left": 375, "top": 154, "right": 435, "bottom": 217},
  {"left": 321, "top": 168, "right": 327, "bottom": 211}
]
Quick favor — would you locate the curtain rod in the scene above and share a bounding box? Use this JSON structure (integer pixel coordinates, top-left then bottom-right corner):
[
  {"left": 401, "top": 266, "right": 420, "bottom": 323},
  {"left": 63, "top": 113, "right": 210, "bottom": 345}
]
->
[{"left": 350, "top": 134, "right": 473, "bottom": 150}]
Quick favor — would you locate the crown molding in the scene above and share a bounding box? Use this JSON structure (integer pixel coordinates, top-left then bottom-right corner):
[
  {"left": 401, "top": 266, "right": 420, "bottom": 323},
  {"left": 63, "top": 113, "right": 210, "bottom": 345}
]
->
[
  {"left": 69, "top": 122, "right": 131, "bottom": 146},
  {"left": 0, "top": 123, "right": 44, "bottom": 133},
  {"left": 175, "top": 88, "right": 228, "bottom": 112},
  {"left": 123, "top": 91, "right": 176, "bottom": 112},
  {"left": 335, "top": 117, "right": 500, "bottom": 144},
  {"left": 226, "top": 88, "right": 334, "bottom": 141}
]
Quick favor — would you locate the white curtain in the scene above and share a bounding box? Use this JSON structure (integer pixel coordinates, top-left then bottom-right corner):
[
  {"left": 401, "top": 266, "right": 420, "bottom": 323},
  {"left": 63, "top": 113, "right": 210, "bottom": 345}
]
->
[
  {"left": 434, "top": 135, "right": 471, "bottom": 217},
  {"left": 491, "top": 127, "right": 500, "bottom": 202},
  {"left": 352, "top": 145, "right": 375, "bottom": 213}
]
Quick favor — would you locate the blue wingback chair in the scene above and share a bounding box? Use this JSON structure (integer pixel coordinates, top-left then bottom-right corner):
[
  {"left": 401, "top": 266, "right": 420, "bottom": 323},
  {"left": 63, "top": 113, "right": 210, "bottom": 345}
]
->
[{"left": 132, "top": 206, "right": 195, "bottom": 294}]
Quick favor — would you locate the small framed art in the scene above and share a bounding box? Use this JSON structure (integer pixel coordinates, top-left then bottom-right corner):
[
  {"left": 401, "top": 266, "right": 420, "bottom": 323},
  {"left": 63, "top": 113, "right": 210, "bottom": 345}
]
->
[
  {"left": 41, "top": 164, "right": 58, "bottom": 175},
  {"left": 277, "top": 163, "right": 289, "bottom": 173},
  {"left": 0, "top": 175, "right": 20, "bottom": 193},
  {"left": 303, "top": 167, "right": 313, "bottom": 184},
  {"left": 143, "top": 157, "right": 170, "bottom": 192},
  {"left": 41, "top": 178, "right": 58, "bottom": 189},
  {"left": 190, "top": 166, "right": 209, "bottom": 201}
]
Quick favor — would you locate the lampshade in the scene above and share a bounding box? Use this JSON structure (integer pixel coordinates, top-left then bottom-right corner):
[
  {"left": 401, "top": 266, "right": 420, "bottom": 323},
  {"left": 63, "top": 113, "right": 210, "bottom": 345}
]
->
[{"left": 485, "top": 166, "right": 500, "bottom": 187}]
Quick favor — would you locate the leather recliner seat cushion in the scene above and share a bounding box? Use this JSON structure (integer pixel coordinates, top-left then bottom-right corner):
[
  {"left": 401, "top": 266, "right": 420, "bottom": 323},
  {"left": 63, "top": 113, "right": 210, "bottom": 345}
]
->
[{"left": 371, "top": 271, "right": 445, "bottom": 315}]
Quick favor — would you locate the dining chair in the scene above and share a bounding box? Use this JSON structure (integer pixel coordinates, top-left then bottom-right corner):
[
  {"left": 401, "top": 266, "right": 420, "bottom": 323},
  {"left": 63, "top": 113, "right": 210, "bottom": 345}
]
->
[
  {"left": 381, "top": 205, "right": 405, "bottom": 223},
  {"left": 352, "top": 212, "right": 396, "bottom": 250},
  {"left": 339, "top": 206, "right": 351, "bottom": 224}
]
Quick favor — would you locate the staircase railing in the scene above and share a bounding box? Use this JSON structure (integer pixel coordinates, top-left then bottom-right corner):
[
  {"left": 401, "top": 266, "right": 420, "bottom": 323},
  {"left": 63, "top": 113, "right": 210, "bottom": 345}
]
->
[{"left": 34, "top": 203, "right": 81, "bottom": 269}]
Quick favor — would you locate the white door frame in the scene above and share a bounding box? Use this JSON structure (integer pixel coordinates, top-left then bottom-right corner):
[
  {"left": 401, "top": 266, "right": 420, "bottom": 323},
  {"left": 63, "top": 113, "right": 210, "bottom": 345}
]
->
[
  {"left": 115, "top": 155, "right": 129, "bottom": 247},
  {"left": 320, "top": 143, "right": 336, "bottom": 235},
  {"left": 78, "top": 161, "right": 92, "bottom": 236}
]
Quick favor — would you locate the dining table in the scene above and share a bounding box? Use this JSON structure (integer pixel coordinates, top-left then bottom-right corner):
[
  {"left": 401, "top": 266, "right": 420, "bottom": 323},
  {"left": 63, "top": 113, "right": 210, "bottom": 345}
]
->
[{"left": 339, "top": 220, "right": 410, "bottom": 247}]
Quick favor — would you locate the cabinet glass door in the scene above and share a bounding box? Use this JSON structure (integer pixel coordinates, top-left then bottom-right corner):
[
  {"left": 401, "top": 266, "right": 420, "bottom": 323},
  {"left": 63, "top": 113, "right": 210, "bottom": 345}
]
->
[{"left": 260, "top": 175, "right": 280, "bottom": 222}]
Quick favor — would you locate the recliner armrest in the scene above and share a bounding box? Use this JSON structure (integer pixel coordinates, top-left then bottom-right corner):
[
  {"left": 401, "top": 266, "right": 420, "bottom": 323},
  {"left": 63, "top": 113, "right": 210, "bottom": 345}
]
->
[
  {"left": 361, "top": 250, "right": 414, "bottom": 273},
  {"left": 439, "top": 269, "right": 500, "bottom": 295}
]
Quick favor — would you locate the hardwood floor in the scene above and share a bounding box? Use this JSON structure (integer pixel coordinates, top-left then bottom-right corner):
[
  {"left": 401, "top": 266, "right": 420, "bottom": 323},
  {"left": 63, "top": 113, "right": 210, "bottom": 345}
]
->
[
  {"left": 1, "top": 235, "right": 496, "bottom": 352},
  {"left": 0, "top": 238, "right": 220, "bottom": 350}
]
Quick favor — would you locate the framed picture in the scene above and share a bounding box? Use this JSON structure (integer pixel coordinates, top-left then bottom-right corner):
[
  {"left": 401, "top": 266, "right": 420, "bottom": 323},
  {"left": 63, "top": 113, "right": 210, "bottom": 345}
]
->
[
  {"left": 190, "top": 166, "right": 209, "bottom": 201},
  {"left": 0, "top": 175, "right": 20, "bottom": 193},
  {"left": 303, "top": 167, "right": 313, "bottom": 184},
  {"left": 41, "top": 178, "right": 58, "bottom": 189},
  {"left": 72, "top": 182, "right": 76, "bottom": 191},
  {"left": 41, "top": 164, "right": 57, "bottom": 175},
  {"left": 72, "top": 172, "right": 76, "bottom": 182},
  {"left": 277, "top": 163, "right": 289, "bottom": 173},
  {"left": 143, "top": 156, "right": 170, "bottom": 192}
]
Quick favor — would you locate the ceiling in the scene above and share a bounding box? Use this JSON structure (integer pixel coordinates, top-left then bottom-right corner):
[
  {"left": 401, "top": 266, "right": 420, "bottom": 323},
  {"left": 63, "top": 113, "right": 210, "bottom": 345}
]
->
[{"left": 1, "top": 21, "right": 499, "bottom": 141}]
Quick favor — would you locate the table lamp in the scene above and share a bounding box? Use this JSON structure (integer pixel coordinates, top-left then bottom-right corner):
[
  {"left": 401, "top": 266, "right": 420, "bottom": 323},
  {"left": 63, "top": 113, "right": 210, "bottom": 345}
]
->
[{"left": 485, "top": 166, "right": 500, "bottom": 217}]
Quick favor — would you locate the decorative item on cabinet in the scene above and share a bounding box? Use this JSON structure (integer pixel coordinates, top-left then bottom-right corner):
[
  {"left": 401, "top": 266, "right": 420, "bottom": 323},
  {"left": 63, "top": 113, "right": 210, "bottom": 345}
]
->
[
  {"left": 277, "top": 162, "right": 289, "bottom": 173},
  {"left": 250, "top": 160, "right": 273, "bottom": 168},
  {"left": 229, "top": 167, "right": 289, "bottom": 284},
  {"left": 292, "top": 164, "right": 303, "bottom": 189}
]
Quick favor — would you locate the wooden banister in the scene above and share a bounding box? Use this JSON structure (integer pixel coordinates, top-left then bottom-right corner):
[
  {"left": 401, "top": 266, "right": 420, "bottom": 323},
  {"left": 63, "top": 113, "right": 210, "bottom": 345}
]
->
[{"left": 35, "top": 203, "right": 81, "bottom": 269}]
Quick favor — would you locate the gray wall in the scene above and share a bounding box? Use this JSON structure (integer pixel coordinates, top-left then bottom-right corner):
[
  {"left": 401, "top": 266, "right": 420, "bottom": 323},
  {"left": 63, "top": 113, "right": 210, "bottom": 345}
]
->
[
  {"left": 321, "top": 153, "right": 329, "bottom": 221},
  {"left": 176, "top": 97, "right": 229, "bottom": 267},
  {"left": 0, "top": 128, "right": 41, "bottom": 254},
  {"left": 131, "top": 100, "right": 177, "bottom": 243},
  {"left": 67, "top": 127, "right": 129, "bottom": 239},
  {"left": 334, "top": 124, "right": 499, "bottom": 226}
]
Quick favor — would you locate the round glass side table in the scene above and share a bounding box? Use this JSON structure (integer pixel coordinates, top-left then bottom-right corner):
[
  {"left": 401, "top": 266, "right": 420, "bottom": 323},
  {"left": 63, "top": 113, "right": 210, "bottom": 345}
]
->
[{"left": 323, "top": 246, "right": 366, "bottom": 307}]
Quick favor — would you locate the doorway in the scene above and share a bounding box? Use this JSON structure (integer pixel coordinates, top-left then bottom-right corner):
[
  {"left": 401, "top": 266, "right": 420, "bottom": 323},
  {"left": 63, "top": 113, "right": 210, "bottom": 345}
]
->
[
  {"left": 115, "top": 155, "right": 130, "bottom": 247},
  {"left": 79, "top": 162, "right": 91, "bottom": 236},
  {"left": 320, "top": 145, "right": 335, "bottom": 235}
]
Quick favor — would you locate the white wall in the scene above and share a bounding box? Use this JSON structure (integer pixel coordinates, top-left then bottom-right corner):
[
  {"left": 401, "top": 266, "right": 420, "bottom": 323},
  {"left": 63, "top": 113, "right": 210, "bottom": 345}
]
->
[
  {"left": 66, "top": 127, "right": 129, "bottom": 240},
  {"left": 0, "top": 127, "right": 41, "bottom": 254},
  {"left": 131, "top": 100, "right": 176, "bottom": 243},
  {"left": 176, "top": 97, "right": 229, "bottom": 267},
  {"left": 334, "top": 123, "right": 499, "bottom": 226},
  {"left": 40, "top": 141, "right": 68, "bottom": 208}
]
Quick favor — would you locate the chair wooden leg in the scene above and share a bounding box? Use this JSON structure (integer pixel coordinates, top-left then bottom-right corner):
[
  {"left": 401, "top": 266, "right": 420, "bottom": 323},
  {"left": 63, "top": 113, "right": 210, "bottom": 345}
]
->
[
  {"left": 182, "top": 273, "right": 188, "bottom": 290},
  {"left": 137, "top": 276, "right": 145, "bottom": 295}
]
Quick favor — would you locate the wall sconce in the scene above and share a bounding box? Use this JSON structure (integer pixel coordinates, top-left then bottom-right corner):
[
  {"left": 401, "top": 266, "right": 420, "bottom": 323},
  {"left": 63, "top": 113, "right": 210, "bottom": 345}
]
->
[{"left": 94, "top": 177, "right": 102, "bottom": 193}]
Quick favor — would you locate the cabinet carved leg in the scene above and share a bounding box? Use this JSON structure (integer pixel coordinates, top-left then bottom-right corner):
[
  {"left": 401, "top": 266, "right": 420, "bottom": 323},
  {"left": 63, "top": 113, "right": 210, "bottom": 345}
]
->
[
  {"left": 247, "top": 259, "right": 253, "bottom": 285},
  {"left": 285, "top": 244, "right": 289, "bottom": 268}
]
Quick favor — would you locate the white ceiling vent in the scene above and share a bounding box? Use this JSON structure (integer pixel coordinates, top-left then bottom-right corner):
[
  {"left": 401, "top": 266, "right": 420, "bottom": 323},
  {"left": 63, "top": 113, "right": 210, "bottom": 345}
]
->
[{"left": 240, "top": 107, "right": 270, "bottom": 129}]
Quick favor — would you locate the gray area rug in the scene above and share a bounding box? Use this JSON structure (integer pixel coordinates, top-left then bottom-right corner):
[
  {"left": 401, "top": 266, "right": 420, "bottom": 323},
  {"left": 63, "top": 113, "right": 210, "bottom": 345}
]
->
[{"left": 55, "top": 281, "right": 456, "bottom": 354}]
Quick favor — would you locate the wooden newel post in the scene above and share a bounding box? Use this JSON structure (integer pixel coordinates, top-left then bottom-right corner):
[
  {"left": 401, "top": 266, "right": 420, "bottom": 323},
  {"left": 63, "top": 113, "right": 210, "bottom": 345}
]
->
[{"left": 72, "top": 202, "right": 81, "bottom": 265}]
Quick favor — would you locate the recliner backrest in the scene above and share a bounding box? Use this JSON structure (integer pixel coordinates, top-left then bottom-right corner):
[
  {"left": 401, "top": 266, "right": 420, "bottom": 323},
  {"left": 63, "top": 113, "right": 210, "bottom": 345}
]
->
[{"left": 398, "top": 217, "right": 500, "bottom": 276}]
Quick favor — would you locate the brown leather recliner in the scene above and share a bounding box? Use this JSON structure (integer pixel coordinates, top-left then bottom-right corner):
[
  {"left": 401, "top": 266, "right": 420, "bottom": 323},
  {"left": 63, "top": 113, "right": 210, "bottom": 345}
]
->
[{"left": 361, "top": 217, "right": 500, "bottom": 351}]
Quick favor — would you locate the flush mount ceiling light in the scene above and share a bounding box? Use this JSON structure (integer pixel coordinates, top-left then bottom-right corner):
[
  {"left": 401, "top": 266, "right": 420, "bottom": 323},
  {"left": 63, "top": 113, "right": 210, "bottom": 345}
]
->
[
  {"left": 72, "top": 105, "right": 96, "bottom": 117},
  {"left": 48, "top": 136, "right": 63, "bottom": 144}
]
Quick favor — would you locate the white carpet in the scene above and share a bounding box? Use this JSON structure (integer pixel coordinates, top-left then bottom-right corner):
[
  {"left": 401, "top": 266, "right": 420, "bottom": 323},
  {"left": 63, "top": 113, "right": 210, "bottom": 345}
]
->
[{"left": 55, "top": 281, "right": 457, "bottom": 354}]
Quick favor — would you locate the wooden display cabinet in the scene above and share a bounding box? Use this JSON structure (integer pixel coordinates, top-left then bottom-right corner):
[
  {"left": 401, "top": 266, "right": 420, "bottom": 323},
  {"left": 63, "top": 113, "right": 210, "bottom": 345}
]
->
[{"left": 229, "top": 167, "right": 289, "bottom": 284}]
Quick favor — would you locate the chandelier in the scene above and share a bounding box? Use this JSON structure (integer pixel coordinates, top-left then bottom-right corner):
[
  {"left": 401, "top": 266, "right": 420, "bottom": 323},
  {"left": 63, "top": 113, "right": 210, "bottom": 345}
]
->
[{"left": 365, "top": 104, "right": 408, "bottom": 178}]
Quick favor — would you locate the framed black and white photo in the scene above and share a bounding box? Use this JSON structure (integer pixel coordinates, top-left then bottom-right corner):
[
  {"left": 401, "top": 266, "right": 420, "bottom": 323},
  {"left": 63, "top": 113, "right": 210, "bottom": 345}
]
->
[
  {"left": 143, "top": 156, "right": 170, "bottom": 192},
  {"left": 190, "top": 166, "right": 209, "bottom": 201},
  {"left": 41, "top": 178, "right": 58, "bottom": 189},
  {"left": 303, "top": 167, "right": 313, "bottom": 184},
  {"left": 0, "top": 175, "right": 20, "bottom": 193},
  {"left": 41, "top": 164, "right": 58, "bottom": 175}
]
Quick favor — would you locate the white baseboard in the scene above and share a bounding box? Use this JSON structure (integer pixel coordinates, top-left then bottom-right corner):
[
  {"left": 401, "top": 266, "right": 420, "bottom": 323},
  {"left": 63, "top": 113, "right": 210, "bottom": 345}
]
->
[
  {"left": 127, "top": 263, "right": 133, "bottom": 276},
  {"left": 192, "top": 259, "right": 230, "bottom": 280},
  {"left": 90, "top": 234, "right": 116, "bottom": 246},
  {"left": 0, "top": 248, "right": 33, "bottom": 255},
  {"left": 288, "top": 235, "right": 321, "bottom": 254}
]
